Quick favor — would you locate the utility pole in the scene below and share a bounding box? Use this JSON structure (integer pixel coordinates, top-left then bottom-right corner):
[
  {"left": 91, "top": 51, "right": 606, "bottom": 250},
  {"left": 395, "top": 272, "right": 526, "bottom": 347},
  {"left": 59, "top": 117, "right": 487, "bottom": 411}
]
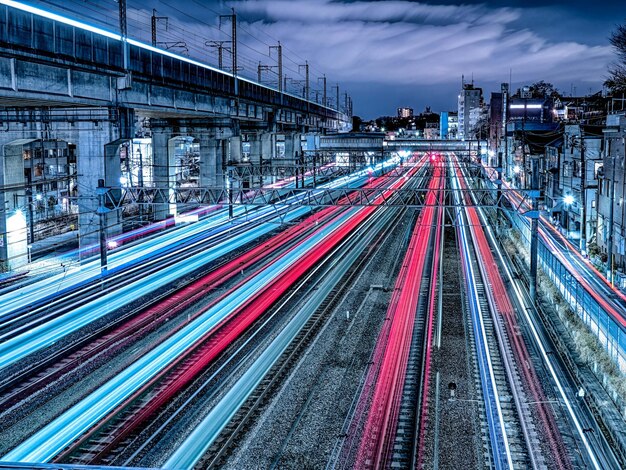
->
[
  {"left": 579, "top": 132, "right": 587, "bottom": 254},
  {"left": 259, "top": 43, "right": 283, "bottom": 98},
  {"left": 96, "top": 179, "right": 109, "bottom": 274},
  {"left": 151, "top": 9, "right": 168, "bottom": 48},
  {"left": 220, "top": 9, "right": 238, "bottom": 96},
  {"left": 25, "top": 189, "right": 34, "bottom": 245},
  {"left": 206, "top": 40, "right": 229, "bottom": 69},
  {"left": 227, "top": 169, "right": 234, "bottom": 219},
  {"left": 318, "top": 74, "right": 327, "bottom": 107},
  {"left": 607, "top": 151, "right": 616, "bottom": 285},
  {"left": 496, "top": 148, "right": 502, "bottom": 212},
  {"left": 332, "top": 84, "right": 340, "bottom": 112},
  {"left": 305, "top": 62, "right": 310, "bottom": 102},
  {"left": 529, "top": 157, "right": 539, "bottom": 304},
  {"left": 299, "top": 61, "right": 310, "bottom": 102},
  {"left": 118, "top": 0, "right": 128, "bottom": 68},
  {"left": 269, "top": 42, "right": 283, "bottom": 93}
]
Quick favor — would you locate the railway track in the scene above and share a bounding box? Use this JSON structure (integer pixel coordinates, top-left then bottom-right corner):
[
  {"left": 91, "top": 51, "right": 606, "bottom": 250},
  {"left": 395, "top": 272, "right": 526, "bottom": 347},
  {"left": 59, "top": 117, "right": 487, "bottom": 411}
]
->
[
  {"left": 198, "top": 204, "right": 407, "bottom": 468},
  {"left": 467, "top": 245, "right": 530, "bottom": 469},
  {"left": 0, "top": 162, "right": 385, "bottom": 373},
  {"left": 0, "top": 211, "right": 242, "bottom": 335},
  {"left": 393, "top": 165, "right": 444, "bottom": 469},
  {"left": 160, "top": 161, "right": 432, "bottom": 469},
  {"left": 390, "top": 258, "right": 432, "bottom": 468},
  {"left": 0, "top": 165, "right": 336, "bottom": 331},
  {"left": 0, "top": 160, "right": 428, "bottom": 465},
  {"left": 454, "top": 155, "right": 573, "bottom": 470},
  {"left": 322, "top": 162, "right": 444, "bottom": 470},
  {"left": 326, "top": 208, "right": 420, "bottom": 470},
  {"left": 44, "top": 207, "right": 358, "bottom": 464},
  {"left": 0, "top": 213, "right": 321, "bottom": 414}
]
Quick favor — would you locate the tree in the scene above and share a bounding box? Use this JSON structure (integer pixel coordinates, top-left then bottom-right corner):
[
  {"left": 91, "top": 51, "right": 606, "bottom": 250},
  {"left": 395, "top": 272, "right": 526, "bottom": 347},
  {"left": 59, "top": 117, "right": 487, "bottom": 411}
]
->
[
  {"left": 351, "top": 115, "right": 363, "bottom": 132},
  {"left": 605, "top": 24, "right": 626, "bottom": 94},
  {"left": 529, "top": 80, "right": 560, "bottom": 98}
]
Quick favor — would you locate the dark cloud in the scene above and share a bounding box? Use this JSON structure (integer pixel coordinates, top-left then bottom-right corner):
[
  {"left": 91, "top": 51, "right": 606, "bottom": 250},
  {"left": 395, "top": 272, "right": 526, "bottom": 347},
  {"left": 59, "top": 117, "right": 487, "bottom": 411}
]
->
[
  {"left": 224, "top": 0, "right": 615, "bottom": 117},
  {"left": 33, "top": 0, "right": 622, "bottom": 118}
]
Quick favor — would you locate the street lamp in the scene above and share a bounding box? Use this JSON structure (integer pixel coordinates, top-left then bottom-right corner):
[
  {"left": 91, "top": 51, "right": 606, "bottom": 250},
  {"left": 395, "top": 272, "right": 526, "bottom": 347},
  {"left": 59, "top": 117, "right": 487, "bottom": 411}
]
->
[{"left": 563, "top": 194, "right": 576, "bottom": 241}]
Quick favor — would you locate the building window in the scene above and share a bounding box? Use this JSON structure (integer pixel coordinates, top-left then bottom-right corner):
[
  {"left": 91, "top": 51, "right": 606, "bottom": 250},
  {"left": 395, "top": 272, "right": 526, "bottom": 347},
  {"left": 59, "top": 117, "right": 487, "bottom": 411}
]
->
[{"left": 563, "top": 162, "right": 572, "bottom": 177}]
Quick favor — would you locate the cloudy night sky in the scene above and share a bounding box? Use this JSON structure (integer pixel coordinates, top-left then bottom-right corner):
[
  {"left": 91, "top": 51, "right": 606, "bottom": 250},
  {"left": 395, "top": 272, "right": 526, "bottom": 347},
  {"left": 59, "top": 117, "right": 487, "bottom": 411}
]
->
[
  {"left": 227, "top": 0, "right": 624, "bottom": 117},
  {"left": 31, "top": 0, "right": 626, "bottom": 118}
]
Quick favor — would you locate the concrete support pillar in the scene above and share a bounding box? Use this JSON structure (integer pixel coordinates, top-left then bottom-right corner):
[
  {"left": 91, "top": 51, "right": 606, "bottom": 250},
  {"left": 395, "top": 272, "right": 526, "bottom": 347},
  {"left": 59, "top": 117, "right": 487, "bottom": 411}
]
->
[
  {"left": 152, "top": 128, "right": 177, "bottom": 220},
  {"left": 248, "top": 135, "right": 261, "bottom": 166},
  {"left": 246, "top": 132, "right": 275, "bottom": 187},
  {"left": 216, "top": 138, "right": 228, "bottom": 189},
  {"left": 75, "top": 121, "right": 123, "bottom": 258},
  {"left": 283, "top": 132, "right": 303, "bottom": 187},
  {"left": 212, "top": 124, "right": 235, "bottom": 190},
  {"left": 0, "top": 108, "right": 135, "bottom": 268},
  {"left": 198, "top": 131, "right": 218, "bottom": 188},
  {"left": 150, "top": 120, "right": 235, "bottom": 214},
  {"left": 229, "top": 135, "right": 242, "bottom": 164},
  {"left": 260, "top": 132, "right": 275, "bottom": 186},
  {"left": 284, "top": 133, "right": 302, "bottom": 163},
  {"left": 247, "top": 134, "right": 262, "bottom": 187}
]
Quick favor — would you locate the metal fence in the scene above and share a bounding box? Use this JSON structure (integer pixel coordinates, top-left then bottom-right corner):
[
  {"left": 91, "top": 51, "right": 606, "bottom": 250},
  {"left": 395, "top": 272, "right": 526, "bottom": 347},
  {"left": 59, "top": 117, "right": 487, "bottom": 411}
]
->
[{"left": 508, "top": 209, "right": 626, "bottom": 373}]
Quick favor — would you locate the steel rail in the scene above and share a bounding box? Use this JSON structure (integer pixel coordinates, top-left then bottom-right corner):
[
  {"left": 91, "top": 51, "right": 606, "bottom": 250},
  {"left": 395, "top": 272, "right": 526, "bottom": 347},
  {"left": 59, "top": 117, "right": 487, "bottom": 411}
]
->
[{"left": 451, "top": 157, "right": 514, "bottom": 470}]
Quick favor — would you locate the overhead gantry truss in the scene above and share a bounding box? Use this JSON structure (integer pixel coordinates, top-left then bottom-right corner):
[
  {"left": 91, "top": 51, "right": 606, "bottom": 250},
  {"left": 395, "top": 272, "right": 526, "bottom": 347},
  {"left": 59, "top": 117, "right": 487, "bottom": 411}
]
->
[
  {"left": 227, "top": 161, "right": 498, "bottom": 180},
  {"left": 102, "top": 185, "right": 539, "bottom": 211}
]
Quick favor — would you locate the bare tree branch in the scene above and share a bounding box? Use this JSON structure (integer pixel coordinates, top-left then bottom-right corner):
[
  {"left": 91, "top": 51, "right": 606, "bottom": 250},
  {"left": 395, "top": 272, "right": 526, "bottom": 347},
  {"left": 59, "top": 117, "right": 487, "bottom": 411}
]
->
[{"left": 606, "top": 24, "right": 626, "bottom": 93}]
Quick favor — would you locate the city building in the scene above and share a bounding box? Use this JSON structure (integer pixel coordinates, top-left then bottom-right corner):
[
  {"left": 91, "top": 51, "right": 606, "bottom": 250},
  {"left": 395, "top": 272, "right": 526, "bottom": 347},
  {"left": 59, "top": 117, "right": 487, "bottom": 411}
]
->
[
  {"left": 397, "top": 107, "right": 414, "bottom": 118},
  {"left": 424, "top": 123, "right": 440, "bottom": 140},
  {"left": 552, "top": 93, "right": 607, "bottom": 123},
  {"left": 544, "top": 135, "right": 564, "bottom": 218},
  {"left": 458, "top": 83, "right": 483, "bottom": 140},
  {"left": 554, "top": 125, "right": 603, "bottom": 249},
  {"left": 489, "top": 92, "right": 503, "bottom": 159},
  {"left": 503, "top": 94, "right": 556, "bottom": 183},
  {"left": 508, "top": 96, "right": 553, "bottom": 124},
  {"left": 447, "top": 112, "right": 459, "bottom": 139},
  {"left": 439, "top": 111, "right": 459, "bottom": 139},
  {"left": 0, "top": 139, "right": 77, "bottom": 269},
  {"left": 440, "top": 112, "right": 449, "bottom": 139},
  {"left": 597, "top": 114, "right": 626, "bottom": 276}
]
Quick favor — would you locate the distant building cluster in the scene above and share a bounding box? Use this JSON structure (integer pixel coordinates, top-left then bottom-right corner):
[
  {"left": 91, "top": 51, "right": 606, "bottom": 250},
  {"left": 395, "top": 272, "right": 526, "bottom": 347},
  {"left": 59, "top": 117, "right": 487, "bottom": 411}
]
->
[
  {"left": 482, "top": 82, "right": 626, "bottom": 283},
  {"left": 357, "top": 107, "right": 439, "bottom": 137},
  {"left": 359, "top": 82, "right": 626, "bottom": 284},
  {"left": 397, "top": 107, "right": 414, "bottom": 118}
]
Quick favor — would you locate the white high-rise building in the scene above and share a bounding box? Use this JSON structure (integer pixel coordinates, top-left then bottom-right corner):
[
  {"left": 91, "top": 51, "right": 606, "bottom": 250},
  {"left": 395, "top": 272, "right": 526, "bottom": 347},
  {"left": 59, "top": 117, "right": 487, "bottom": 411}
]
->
[{"left": 458, "top": 84, "right": 482, "bottom": 140}]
